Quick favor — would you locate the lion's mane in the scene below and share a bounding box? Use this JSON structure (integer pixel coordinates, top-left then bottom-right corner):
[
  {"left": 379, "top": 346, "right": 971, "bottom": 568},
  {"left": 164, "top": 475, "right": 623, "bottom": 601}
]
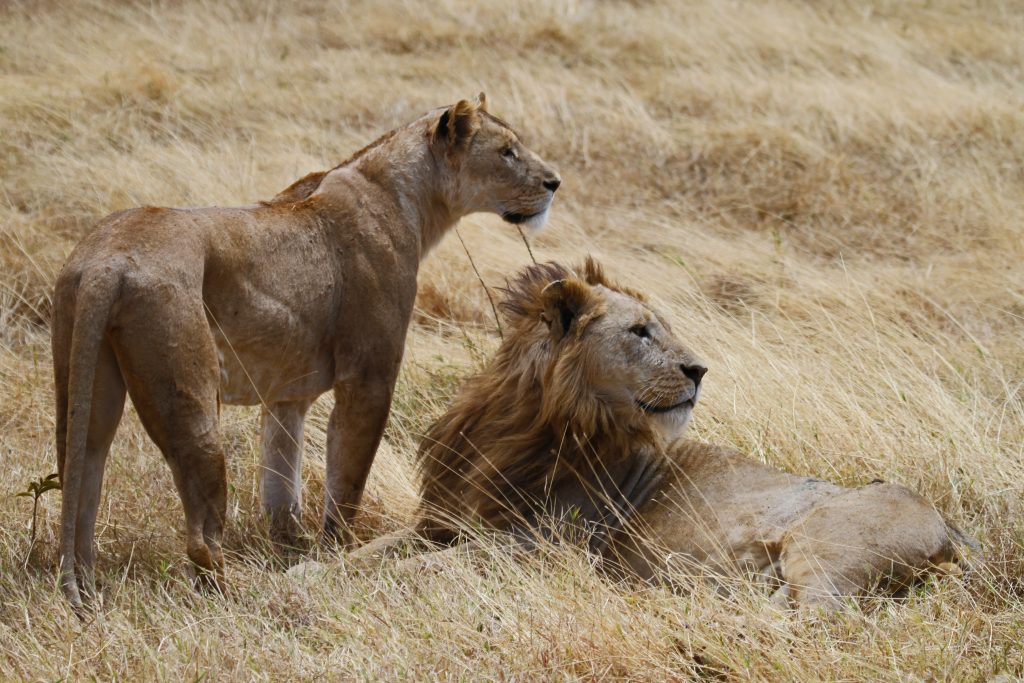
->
[{"left": 415, "top": 258, "right": 661, "bottom": 541}]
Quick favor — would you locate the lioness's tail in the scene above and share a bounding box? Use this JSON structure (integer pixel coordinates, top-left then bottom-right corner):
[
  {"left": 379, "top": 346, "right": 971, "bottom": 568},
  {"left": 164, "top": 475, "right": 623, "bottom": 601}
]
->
[{"left": 58, "top": 267, "right": 120, "bottom": 610}]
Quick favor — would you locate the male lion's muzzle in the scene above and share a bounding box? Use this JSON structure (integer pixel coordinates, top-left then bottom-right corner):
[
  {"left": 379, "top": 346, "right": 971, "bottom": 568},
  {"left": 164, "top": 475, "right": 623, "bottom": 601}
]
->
[{"left": 636, "top": 361, "right": 707, "bottom": 414}]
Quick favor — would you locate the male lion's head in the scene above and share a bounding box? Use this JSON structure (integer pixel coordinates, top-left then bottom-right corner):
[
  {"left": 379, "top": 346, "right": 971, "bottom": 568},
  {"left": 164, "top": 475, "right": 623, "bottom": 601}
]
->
[
  {"left": 504, "top": 258, "right": 707, "bottom": 444},
  {"left": 431, "top": 93, "right": 561, "bottom": 233},
  {"left": 417, "top": 258, "right": 706, "bottom": 538}
]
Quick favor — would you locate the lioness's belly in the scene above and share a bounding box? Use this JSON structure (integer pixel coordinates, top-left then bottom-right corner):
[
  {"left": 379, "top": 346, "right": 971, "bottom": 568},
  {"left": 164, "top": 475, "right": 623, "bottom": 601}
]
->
[
  {"left": 200, "top": 220, "right": 340, "bottom": 406},
  {"left": 213, "top": 330, "right": 334, "bottom": 405}
]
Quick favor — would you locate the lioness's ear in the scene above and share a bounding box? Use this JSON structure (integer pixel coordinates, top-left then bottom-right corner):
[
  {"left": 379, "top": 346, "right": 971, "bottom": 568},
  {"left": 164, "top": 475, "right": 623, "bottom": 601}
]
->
[
  {"left": 476, "top": 92, "right": 488, "bottom": 112},
  {"left": 541, "top": 278, "right": 594, "bottom": 341},
  {"left": 435, "top": 99, "right": 482, "bottom": 149}
]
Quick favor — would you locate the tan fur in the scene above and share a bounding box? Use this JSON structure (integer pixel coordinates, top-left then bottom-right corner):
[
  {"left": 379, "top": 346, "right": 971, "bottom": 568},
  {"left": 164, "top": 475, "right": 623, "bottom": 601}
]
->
[
  {"left": 608, "top": 444, "right": 979, "bottom": 609},
  {"left": 387, "top": 260, "right": 978, "bottom": 608},
  {"left": 51, "top": 94, "right": 561, "bottom": 609}
]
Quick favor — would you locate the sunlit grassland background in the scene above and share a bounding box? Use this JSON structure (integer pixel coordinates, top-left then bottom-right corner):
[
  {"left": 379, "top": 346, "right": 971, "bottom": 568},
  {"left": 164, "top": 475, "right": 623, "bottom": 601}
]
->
[{"left": 1, "top": 0, "right": 1022, "bottom": 679}]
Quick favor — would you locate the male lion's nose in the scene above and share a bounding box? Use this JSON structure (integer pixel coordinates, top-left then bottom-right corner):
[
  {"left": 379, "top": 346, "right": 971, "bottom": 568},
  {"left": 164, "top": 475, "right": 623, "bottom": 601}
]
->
[
  {"left": 681, "top": 363, "right": 707, "bottom": 387},
  {"left": 543, "top": 176, "right": 561, "bottom": 192}
]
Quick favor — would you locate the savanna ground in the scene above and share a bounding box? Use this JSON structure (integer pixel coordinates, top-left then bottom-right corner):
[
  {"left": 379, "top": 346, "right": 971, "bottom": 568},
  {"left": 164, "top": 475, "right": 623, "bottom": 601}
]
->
[{"left": 1, "top": 0, "right": 1023, "bottom": 679}]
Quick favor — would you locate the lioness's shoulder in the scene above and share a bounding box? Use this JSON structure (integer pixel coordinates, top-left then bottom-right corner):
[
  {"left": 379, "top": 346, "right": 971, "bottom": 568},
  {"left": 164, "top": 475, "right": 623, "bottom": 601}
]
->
[{"left": 263, "top": 171, "right": 329, "bottom": 206}]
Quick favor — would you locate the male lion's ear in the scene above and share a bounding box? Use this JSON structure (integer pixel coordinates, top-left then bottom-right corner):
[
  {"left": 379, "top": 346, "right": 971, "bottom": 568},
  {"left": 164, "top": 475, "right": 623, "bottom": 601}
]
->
[
  {"left": 435, "top": 99, "right": 482, "bottom": 149},
  {"left": 540, "top": 278, "right": 593, "bottom": 341}
]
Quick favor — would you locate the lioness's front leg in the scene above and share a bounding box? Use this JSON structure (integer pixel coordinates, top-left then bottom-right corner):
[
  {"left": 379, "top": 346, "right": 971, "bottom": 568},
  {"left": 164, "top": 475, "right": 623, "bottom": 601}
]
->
[
  {"left": 261, "top": 400, "right": 312, "bottom": 546},
  {"left": 322, "top": 378, "right": 396, "bottom": 545},
  {"left": 321, "top": 276, "right": 414, "bottom": 546}
]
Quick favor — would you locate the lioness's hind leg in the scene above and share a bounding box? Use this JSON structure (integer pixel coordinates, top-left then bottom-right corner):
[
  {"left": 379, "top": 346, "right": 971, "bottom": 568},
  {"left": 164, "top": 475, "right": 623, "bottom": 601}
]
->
[
  {"left": 74, "top": 339, "right": 127, "bottom": 601},
  {"left": 137, "top": 396, "right": 227, "bottom": 592},
  {"left": 112, "top": 300, "right": 227, "bottom": 593},
  {"left": 189, "top": 454, "right": 228, "bottom": 592}
]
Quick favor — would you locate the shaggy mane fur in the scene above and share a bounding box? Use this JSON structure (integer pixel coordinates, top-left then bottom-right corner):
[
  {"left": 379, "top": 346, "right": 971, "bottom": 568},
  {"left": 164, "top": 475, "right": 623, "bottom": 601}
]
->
[{"left": 415, "top": 258, "right": 661, "bottom": 541}]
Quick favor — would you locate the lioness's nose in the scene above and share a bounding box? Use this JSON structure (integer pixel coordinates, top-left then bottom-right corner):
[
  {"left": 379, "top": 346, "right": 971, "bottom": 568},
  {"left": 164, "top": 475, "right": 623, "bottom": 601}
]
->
[
  {"left": 543, "top": 176, "right": 561, "bottom": 192},
  {"left": 681, "top": 363, "right": 707, "bottom": 386}
]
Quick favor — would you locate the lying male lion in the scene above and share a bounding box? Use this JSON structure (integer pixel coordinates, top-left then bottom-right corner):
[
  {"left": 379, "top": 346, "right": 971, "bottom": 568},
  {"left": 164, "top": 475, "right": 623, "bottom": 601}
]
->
[
  {"left": 353, "top": 259, "right": 978, "bottom": 609},
  {"left": 51, "top": 94, "right": 561, "bottom": 608}
]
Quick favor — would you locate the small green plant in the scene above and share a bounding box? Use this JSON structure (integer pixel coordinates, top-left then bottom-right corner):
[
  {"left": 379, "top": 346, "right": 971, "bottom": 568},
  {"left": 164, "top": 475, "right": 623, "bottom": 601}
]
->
[{"left": 16, "top": 472, "right": 61, "bottom": 545}]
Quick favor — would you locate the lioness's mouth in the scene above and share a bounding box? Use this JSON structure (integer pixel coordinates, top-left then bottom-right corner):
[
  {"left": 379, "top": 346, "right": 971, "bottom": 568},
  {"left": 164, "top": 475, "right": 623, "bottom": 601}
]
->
[
  {"left": 636, "top": 398, "right": 694, "bottom": 414},
  {"left": 502, "top": 210, "right": 542, "bottom": 224}
]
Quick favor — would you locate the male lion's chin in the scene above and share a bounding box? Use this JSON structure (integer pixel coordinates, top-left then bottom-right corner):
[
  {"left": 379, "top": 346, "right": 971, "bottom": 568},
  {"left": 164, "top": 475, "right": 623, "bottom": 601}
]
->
[{"left": 652, "top": 406, "right": 694, "bottom": 442}]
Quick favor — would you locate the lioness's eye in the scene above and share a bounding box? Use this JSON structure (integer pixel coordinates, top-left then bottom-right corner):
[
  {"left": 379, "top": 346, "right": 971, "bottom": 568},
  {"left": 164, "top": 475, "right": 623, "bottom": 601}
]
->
[
  {"left": 630, "top": 324, "right": 651, "bottom": 339},
  {"left": 502, "top": 146, "right": 517, "bottom": 159}
]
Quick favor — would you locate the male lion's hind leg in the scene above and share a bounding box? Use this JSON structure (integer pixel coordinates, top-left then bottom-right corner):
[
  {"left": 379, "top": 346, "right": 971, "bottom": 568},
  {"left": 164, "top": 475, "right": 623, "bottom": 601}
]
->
[
  {"left": 113, "top": 300, "right": 228, "bottom": 595},
  {"left": 777, "top": 483, "right": 958, "bottom": 610}
]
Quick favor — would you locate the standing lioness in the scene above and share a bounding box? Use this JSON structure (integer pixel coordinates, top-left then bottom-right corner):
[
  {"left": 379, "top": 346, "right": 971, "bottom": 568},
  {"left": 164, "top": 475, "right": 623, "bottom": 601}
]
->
[{"left": 52, "top": 94, "right": 560, "bottom": 608}]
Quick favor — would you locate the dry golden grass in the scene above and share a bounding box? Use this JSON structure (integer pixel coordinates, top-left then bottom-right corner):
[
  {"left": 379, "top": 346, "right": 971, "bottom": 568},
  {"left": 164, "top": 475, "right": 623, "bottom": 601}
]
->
[{"left": 2, "top": 0, "right": 1023, "bottom": 679}]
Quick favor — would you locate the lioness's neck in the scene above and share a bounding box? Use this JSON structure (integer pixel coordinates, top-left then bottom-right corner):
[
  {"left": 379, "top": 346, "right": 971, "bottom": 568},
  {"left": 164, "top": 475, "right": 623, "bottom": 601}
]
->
[{"left": 339, "top": 119, "right": 460, "bottom": 255}]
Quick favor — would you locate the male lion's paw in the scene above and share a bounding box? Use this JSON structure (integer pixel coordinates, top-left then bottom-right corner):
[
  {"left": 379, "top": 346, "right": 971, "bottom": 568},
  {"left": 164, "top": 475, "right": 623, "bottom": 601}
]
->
[
  {"left": 394, "top": 548, "right": 458, "bottom": 575},
  {"left": 346, "top": 534, "right": 410, "bottom": 573},
  {"left": 285, "top": 560, "right": 332, "bottom": 582}
]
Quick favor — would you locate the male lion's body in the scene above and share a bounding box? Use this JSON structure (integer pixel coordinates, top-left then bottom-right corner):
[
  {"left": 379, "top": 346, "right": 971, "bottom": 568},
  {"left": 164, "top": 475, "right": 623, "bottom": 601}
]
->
[
  {"left": 52, "top": 95, "right": 561, "bottom": 609},
  {"left": 608, "top": 441, "right": 975, "bottom": 607},
  {"left": 356, "top": 260, "right": 977, "bottom": 609}
]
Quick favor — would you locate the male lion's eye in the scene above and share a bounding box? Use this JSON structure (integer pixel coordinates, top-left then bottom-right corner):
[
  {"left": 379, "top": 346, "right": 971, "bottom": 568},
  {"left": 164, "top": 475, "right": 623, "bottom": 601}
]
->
[{"left": 630, "top": 324, "right": 651, "bottom": 339}]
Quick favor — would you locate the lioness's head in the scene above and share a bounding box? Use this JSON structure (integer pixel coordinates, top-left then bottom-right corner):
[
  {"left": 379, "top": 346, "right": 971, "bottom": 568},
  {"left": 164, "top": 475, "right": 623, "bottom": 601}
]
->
[
  {"left": 432, "top": 93, "right": 561, "bottom": 233},
  {"left": 503, "top": 258, "right": 707, "bottom": 444}
]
